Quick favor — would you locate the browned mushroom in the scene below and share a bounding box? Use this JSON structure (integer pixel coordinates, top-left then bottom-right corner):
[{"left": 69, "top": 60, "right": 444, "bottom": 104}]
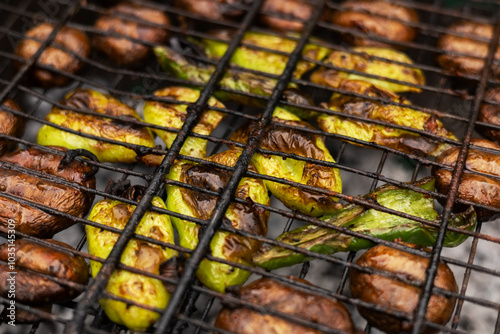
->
[
  {"left": 433, "top": 138, "right": 500, "bottom": 220},
  {"left": 437, "top": 21, "right": 500, "bottom": 78},
  {"left": 93, "top": 2, "right": 170, "bottom": 66},
  {"left": 15, "top": 23, "right": 90, "bottom": 86},
  {"left": 215, "top": 277, "right": 356, "bottom": 333},
  {"left": 330, "top": 0, "right": 419, "bottom": 47},
  {"left": 350, "top": 243, "right": 458, "bottom": 334}
]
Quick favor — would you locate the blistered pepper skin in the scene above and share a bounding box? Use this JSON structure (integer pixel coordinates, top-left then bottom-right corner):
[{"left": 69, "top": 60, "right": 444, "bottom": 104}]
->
[
  {"left": 37, "top": 89, "right": 155, "bottom": 163},
  {"left": 143, "top": 86, "right": 225, "bottom": 160},
  {"left": 318, "top": 81, "right": 457, "bottom": 157},
  {"left": 254, "top": 177, "right": 476, "bottom": 270},
  {"left": 201, "top": 30, "right": 330, "bottom": 78},
  {"left": 231, "top": 107, "right": 342, "bottom": 217},
  {"left": 166, "top": 149, "right": 269, "bottom": 292},
  {"left": 311, "top": 47, "right": 425, "bottom": 93},
  {"left": 154, "top": 46, "right": 316, "bottom": 119},
  {"left": 86, "top": 196, "right": 177, "bottom": 331}
]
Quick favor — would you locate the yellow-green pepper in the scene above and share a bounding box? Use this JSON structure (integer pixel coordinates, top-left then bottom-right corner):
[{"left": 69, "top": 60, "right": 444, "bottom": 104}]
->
[
  {"left": 311, "top": 47, "right": 425, "bottom": 93},
  {"left": 37, "top": 89, "right": 155, "bottom": 163},
  {"left": 201, "top": 30, "right": 331, "bottom": 78},
  {"left": 317, "top": 81, "right": 457, "bottom": 157},
  {"left": 166, "top": 149, "right": 269, "bottom": 292},
  {"left": 86, "top": 194, "right": 177, "bottom": 331},
  {"left": 231, "top": 107, "right": 343, "bottom": 217},
  {"left": 143, "top": 86, "right": 225, "bottom": 160}
]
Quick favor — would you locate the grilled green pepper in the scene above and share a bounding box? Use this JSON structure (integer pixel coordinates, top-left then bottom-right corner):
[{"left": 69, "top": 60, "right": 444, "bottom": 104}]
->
[
  {"left": 254, "top": 177, "right": 477, "bottom": 270},
  {"left": 311, "top": 47, "right": 425, "bottom": 93},
  {"left": 317, "top": 80, "right": 457, "bottom": 157},
  {"left": 230, "top": 107, "right": 342, "bottom": 217},
  {"left": 143, "top": 86, "right": 225, "bottom": 160},
  {"left": 154, "top": 46, "right": 316, "bottom": 119},
  {"left": 166, "top": 149, "right": 269, "bottom": 292},
  {"left": 200, "top": 30, "right": 330, "bottom": 78},
  {"left": 37, "top": 89, "right": 155, "bottom": 163},
  {"left": 86, "top": 190, "right": 177, "bottom": 331}
]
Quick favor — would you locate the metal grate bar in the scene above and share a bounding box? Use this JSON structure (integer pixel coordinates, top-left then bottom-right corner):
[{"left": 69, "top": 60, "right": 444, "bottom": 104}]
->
[
  {"left": 412, "top": 16, "right": 500, "bottom": 334},
  {"left": 152, "top": 1, "right": 328, "bottom": 332}
]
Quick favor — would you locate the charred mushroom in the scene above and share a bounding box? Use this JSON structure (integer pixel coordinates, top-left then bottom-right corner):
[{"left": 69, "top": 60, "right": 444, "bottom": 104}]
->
[
  {"left": 437, "top": 21, "right": 500, "bottom": 78},
  {"left": 433, "top": 138, "right": 500, "bottom": 220}
]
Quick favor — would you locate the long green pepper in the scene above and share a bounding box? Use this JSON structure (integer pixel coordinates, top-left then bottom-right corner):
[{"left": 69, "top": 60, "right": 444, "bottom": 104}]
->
[
  {"left": 154, "top": 46, "right": 316, "bottom": 119},
  {"left": 253, "top": 177, "right": 477, "bottom": 270}
]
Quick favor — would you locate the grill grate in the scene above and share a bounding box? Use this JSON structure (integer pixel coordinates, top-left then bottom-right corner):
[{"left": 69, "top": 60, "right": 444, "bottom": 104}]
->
[{"left": 0, "top": 0, "right": 499, "bottom": 333}]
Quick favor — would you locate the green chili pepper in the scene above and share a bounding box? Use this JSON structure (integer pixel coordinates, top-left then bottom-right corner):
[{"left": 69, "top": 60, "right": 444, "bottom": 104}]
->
[
  {"left": 166, "top": 149, "right": 270, "bottom": 292},
  {"left": 200, "top": 30, "right": 330, "bottom": 78},
  {"left": 154, "top": 46, "right": 316, "bottom": 119},
  {"left": 253, "top": 177, "right": 477, "bottom": 270}
]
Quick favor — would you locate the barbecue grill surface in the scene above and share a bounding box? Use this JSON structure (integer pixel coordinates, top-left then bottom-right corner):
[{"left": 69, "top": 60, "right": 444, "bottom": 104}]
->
[{"left": 0, "top": 0, "right": 499, "bottom": 333}]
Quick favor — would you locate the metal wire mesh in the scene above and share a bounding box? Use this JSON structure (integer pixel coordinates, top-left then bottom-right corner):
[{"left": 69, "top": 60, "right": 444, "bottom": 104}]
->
[{"left": 0, "top": 0, "right": 499, "bottom": 333}]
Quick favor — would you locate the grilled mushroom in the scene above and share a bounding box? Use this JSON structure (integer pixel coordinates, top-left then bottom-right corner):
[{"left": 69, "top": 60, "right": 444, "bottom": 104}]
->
[
  {"left": 350, "top": 243, "right": 458, "bottom": 334},
  {"left": 478, "top": 87, "right": 500, "bottom": 142},
  {"left": 174, "top": 0, "right": 248, "bottom": 21},
  {"left": 330, "top": 0, "right": 419, "bottom": 47},
  {"left": 215, "top": 277, "right": 355, "bottom": 334},
  {"left": 0, "top": 99, "right": 24, "bottom": 156},
  {"left": 0, "top": 239, "right": 89, "bottom": 323},
  {"left": 259, "top": 0, "right": 314, "bottom": 32},
  {"left": 0, "top": 147, "right": 96, "bottom": 238},
  {"left": 94, "top": 2, "right": 170, "bottom": 66},
  {"left": 437, "top": 21, "right": 500, "bottom": 78},
  {"left": 433, "top": 138, "right": 500, "bottom": 220},
  {"left": 15, "top": 23, "right": 90, "bottom": 87}
]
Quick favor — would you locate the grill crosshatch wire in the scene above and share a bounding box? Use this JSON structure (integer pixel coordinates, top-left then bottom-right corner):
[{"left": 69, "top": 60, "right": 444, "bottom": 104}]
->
[{"left": 0, "top": 0, "right": 499, "bottom": 333}]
